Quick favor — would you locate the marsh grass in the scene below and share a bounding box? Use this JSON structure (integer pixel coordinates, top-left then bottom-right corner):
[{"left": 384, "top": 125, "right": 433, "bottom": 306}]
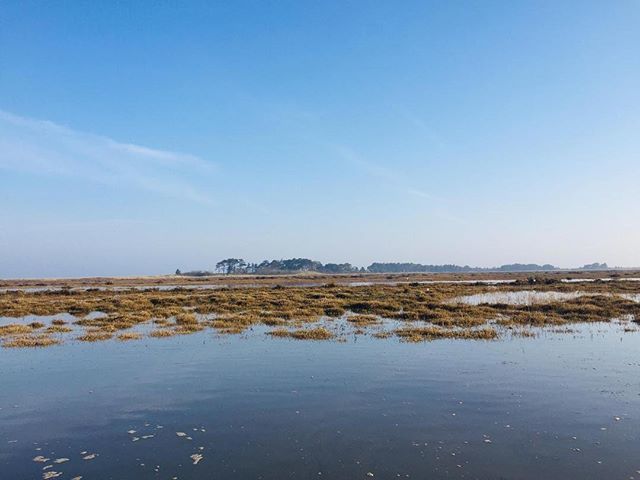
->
[
  {"left": 77, "top": 331, "right": 113, "bottom": 342},
  {"left": 149, "top": 329, "right": 178, "bottom": 338},
  {"left": 174, "top": 324, "right": 205, "bottom": 334},
  {"left": 0, "top": 278, "right": 639, "bottom": 347},
  {"left": 0, "top": 324, "right": 35, "bottom": 336},
  {"left": 3, "top": 334, "right": 60, "bottom": 348},
  {"left": 268, "top": 327, "right": 334, "bottom": 340},
  {"left": 347, "top": 314, "right": 381, "bottom": 326},
  {"left": 396, "top": 326, "right": 498, "bottom": 342},
  {"left": 117, "top": 332, "right": 142, "bottom": 341},
  {"left": 46, "top": 324, "right": 73, "bottom": 333},
  {"left": 373, "top": 331, "right": 393, "bottom": 339},
  {"left": 175, "top": 312, "right": 198, "bottom": 325}
]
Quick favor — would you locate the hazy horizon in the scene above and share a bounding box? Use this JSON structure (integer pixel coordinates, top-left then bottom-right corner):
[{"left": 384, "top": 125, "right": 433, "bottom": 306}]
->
[{"left": 2, "top": 1, "right": 639, "bottom": 278}]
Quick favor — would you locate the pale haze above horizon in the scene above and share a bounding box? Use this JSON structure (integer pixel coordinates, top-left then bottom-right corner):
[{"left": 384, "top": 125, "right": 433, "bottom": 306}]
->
[{"left": 1, "top": 1, "right": 639, "bottom": 278}]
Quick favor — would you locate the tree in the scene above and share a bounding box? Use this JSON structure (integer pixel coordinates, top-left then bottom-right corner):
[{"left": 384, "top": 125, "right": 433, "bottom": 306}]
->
[
  {"left": 215, "top": 258, "right": 247, "bottom": 275},
  {"left": 175, "top": 269, "right": 182, "bottom": 275}
]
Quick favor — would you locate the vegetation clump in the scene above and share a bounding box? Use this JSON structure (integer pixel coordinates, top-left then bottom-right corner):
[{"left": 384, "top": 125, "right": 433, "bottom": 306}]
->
[
  {"left": 117, "top": 332, "right": 142, "bottom": 341},
  {"left": 46, "top": 324, "right": 73, "bottom": 333},
  {"left": 268, "top": 327, "right": 334, "bottom": 340},
  {"left": 77, "top": 331, "right": 113, "bottom": 342},
  {"left": 3, "top": 334, "right": 60, "bottom": 348},
  {"left": 0, "top": 324, "right": 36, "bottom": 336},
  {"left": 0, "top": 273, "right": 639, "bottom": 348},
  {"left": 149, "top": 329, "right": 177, "bottom": 338},
  {"left": 347, "top": 314, "right": 381, "bottom": 326},
  {"left": 395, "top": 326, "right": 498, "bottom": 342}
]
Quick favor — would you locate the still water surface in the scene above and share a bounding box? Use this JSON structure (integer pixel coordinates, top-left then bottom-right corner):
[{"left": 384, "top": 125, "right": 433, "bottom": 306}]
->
[{"left": 1, "top": 324, "right": 639, "bottom": 479}]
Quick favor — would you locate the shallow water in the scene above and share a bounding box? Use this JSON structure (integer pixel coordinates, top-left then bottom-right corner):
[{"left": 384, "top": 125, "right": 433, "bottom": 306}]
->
[
  {"left": 8, "top": 276, "right": 640, "bottom": 293},
  {"left": 1, "top": 324, "right": 639, "bottom": 479},
  {"left": 451, "top": 290, "right": 598, "bottom": 306},
  {"left": 451, "top": 290, "right": 640, "bottom": 306}
]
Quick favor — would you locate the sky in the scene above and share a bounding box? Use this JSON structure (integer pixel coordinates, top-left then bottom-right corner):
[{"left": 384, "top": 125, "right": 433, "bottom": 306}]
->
[{"left": 1, "top": 1, "right": 639, "bottom": 277}]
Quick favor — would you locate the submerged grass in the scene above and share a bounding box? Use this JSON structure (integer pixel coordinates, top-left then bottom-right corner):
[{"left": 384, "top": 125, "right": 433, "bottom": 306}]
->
[
  {"left": 2, "top": 334, "right": 60, "bottom": 348},
  {"left": 268, "top": 327, "right": 334, "bottom": 340},
  {"left": 117, "top": 332, "right": 142, "bottom": 341},
  {"left": 396, "top": 326, "right": 498, "bottom": 342},
  {"left": 347, "top": 314, "right": 381, "bottom": 326},
  {"left": 77, "top": 331, "right": 113, "bottom": 342},
  {"left": 46, "top": 324, "right": 73, "bottom": 333},
  {"left": 0, "top": 324, "right": 36, "bottom": 336},
  {"left": 149, "top": 329, "right": 178, "bottom": 338}
]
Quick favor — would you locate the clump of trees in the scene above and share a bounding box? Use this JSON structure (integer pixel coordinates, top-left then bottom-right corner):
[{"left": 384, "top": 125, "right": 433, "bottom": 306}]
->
[
  {"left": 175, "top": 259, "right": 612, "bottom": 276},
  {"left": 177, "top": 258, "right": 361, "bottom": 276},
  {"left": 580, "top": 262, "right": 608, "bottom": 270},
  {"left": 215, "top": 258, "right": 248, "bottom": 275}
]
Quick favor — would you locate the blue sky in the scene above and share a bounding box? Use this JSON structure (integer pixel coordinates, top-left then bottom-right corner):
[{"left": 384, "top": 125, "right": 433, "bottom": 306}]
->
[{"left": 1, "top": 1, "right": 639, "bottom": 277}]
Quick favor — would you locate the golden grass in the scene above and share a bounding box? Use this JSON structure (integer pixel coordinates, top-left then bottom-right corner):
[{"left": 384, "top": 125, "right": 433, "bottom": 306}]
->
[
  {"left": 77, "top": 331, "right": 113, "bottom": 342},
  {"left": 0, "top": 323, "right": 35, "bottom": 336},
  {"left": 175, "top": 312, "right": 198, "bottom": 325},
  {"left": 396, "top": 326, "right": 498, "bottom": 342},
  {"left": 347, "top": 314, "right": 381, "bottom": 326},
  {"left": 268, "top": 327, "right": 334, "bottom": 340},
  {"left": 0, "top": 277, "right": 638, "bottom": 347},
  {"left": 373, "top": 331, "right": 392, "bottom": 339},
  {"left": 117, "top": 332, "right": 142, "bottom": 341},
  {"left": 46, "top": 324, "right": 73, "bottom": 333},
  {"left": 174, "top": 324, "right": 205, "bottom": 334},
  {"left": 0, "top": 269, "right": 631, "bottom": 291},
  {"left": 3, "top": 334, "right": 60, "bottom": 348},
  {"left": 149, "top": 329, "right": 178, "bottom": 338}
]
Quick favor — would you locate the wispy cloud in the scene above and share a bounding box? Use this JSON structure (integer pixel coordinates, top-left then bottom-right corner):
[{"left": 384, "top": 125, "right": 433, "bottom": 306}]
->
[
  {"left": 0, "top": 110, "right": 216, "bottom": 205},
  {"left": 392, "top": 106, "right": 448, "bottom": 151},
  {"left": 333, "top": 144, "right": 436, "bottom": 200},
  {"left": 333, "top": 144, "right": 466, "bottom": 224}
]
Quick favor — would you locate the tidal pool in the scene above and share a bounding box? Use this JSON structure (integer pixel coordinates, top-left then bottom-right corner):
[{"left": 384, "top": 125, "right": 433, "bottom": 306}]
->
[
  {"left": 450, "top": 290, "right": 596, "bottom": 306},
  {"left": 1, "top": 324, "right": 639, "bottom": 479}
]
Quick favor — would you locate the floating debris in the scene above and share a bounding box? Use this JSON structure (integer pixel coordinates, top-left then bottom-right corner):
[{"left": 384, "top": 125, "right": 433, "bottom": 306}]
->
[
  {"left": 190, "top": 453, "right": 204, "bottom": 465},
  {"left": 33, "top": 456, "right": 50, "bottom": 463},
  {"left": 42, "top": 472, "right": 62, "bottom": 479},
  {"left": 53, "top": 458, "right": 69, "bottom": 464},
  {"left": 82, "top": 453, "right": 97, "bottom": 460}
]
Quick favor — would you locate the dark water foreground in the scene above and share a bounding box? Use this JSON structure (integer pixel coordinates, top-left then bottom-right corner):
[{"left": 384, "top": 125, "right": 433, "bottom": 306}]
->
[{"left": 1, "top": 324, "right": 639, "bottom": 480}]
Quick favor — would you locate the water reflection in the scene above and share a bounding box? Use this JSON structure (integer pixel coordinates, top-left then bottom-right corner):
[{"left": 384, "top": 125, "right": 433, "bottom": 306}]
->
[
  {"left": 450, "top": 290, "right": 594, "bottom": 306},
  {"left": 1, "top": 324, "right": 639, "bottom": 479}
]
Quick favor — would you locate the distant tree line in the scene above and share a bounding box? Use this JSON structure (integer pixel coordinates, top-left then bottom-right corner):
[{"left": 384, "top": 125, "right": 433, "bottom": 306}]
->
[
  {"left": 366, "top": 262, "right": 559, "bottom": 273},
  {"left": 211, "top": 258, "right": 364, "bottom": 275},
  {"left": 175, "top": 259, "right": 610, "bottom": 276}
]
